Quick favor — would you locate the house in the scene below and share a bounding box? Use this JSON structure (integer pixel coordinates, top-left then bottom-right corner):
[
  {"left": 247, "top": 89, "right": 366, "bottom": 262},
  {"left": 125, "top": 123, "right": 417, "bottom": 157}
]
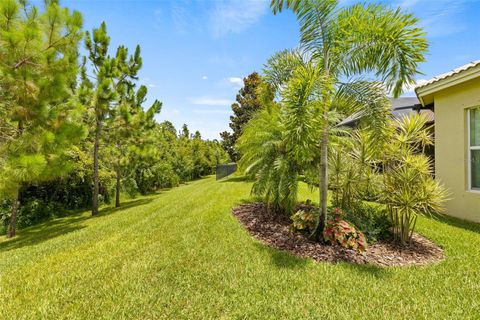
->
[
  {"left": 416, "top": 61, "right": 480, "bottom": 222},
  {"left": 338, "top": 97, "right": 435, "bottom": 159},
  {"left": 338, "top": 97, "right": 434, "bottom": 128}
]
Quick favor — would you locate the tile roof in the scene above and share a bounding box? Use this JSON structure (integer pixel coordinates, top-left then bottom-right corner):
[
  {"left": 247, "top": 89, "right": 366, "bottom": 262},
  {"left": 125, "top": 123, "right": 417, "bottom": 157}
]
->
[{"left": 415, "top": 60, "right": 480, "bottom": 90}]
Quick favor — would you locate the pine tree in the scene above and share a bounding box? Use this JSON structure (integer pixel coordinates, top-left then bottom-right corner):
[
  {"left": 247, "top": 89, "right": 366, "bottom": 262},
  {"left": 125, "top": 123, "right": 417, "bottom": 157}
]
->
[
  {"left": 0, "top": 0, "right": 84, "bottom": 238},
  {"left": 80, "top": 22, "right": 142, "bottom": 216},
  {"left": 220, "top": 72, "right": 266, "bottom": 162},
  {"left": 180, "top": 124, "right": 190, "bottom": 139},
  {"left": 105, "top": 84, "right": 161, "bottom": 207}
]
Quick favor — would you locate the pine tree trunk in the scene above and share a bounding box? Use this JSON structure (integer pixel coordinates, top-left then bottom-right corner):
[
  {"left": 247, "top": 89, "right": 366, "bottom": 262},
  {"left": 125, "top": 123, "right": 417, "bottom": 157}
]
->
[
  {"left": 7, "top": 189, "right": 19, "bottom": 239},
  {"left": 115, "top": 167, "right": 121, "bottom": 208},
  {"left": 8, "top": 120, "right": 24, "bottom": 238},
  {"left": 92, "top": 119, "right": 101, "bottom": 216}
]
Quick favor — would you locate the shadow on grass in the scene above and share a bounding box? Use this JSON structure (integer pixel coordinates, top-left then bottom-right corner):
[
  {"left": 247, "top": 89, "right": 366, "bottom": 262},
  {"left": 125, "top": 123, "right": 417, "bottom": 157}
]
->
[
  {"left": 0, "top": 198, "right": 154, "bottom": 252},
  {"left": 339, "top": 261, "right": 391, "bottom": 279},
  {"left": 95, "top": 198, "right": 154, "bottom": 218},
  {"left": 236, "top": 196, "right": 264, "bottom": 206},
  {"left": 253, "top": 242, "right": 308, "bottom": 269},
  {"left": 434, "top": 214, "right": 480, "bottom": 235},
  {"left": 0, "top": 214, "right": 88, "bottom": 252},
  {"left": 254, "top": 241, "right": 391, "bottom": 277},
  {"left": 218, "top": 176, "right": 251, "bottom": 183}
]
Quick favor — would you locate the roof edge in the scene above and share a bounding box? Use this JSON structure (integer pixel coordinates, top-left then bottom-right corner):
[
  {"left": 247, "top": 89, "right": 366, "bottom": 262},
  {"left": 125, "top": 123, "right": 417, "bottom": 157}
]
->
[{"left": 415, "top": 61, "right": 480, "bottom": 104}]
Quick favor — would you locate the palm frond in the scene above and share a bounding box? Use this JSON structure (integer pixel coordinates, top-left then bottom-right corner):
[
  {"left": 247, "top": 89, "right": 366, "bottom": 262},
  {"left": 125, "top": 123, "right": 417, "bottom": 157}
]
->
[
  {"left": 334, "top": 80, "right": 391, "bottom": 146},
  {"left": 270, "top": 0, "right": 303, "bottom": 14},
  {"left": 263, "top": 49, "right": 309, "bottom": 93},
  {"left": 335, "top": 3, "right": 428, "bottom": 97},
  {"left": 281, "top": 63, "right": 325, "bottom": 164}
]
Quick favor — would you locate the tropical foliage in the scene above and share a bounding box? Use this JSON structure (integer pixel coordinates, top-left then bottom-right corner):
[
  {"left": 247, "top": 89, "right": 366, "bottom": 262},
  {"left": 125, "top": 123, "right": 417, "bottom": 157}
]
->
[
  {"left": 290, "top": 208, "right": 316, "bottom": 233},
  {"left": 238, "top": 0, "right": 430, "bottom": 240},
  {"left": 323, "top": 208, "right": 367, "bottom": 252},
  {"left": 330, "top": 114, "right": 447, "bottom": 244}
]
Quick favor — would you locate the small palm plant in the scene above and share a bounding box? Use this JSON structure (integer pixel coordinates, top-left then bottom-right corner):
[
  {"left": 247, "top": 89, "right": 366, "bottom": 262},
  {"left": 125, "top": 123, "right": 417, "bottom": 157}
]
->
[
  {"left": 382, "top": 114, "right": 448, "bottom": 245},
  {"left": 237, "top": 103, "right": 299, "bottom": 214}
]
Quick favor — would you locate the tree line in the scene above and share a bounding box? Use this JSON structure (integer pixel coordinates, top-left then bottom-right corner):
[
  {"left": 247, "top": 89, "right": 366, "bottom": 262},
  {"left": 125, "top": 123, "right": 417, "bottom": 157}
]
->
[{"left": 0, "top": 0, "right": 228, "bottom": 237}]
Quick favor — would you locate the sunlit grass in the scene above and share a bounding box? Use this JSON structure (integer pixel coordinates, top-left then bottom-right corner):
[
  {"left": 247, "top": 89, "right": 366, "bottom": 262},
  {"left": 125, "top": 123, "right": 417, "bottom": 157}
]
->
[{"left": 1, "top": 176, "right": 479, "bottom": 319}]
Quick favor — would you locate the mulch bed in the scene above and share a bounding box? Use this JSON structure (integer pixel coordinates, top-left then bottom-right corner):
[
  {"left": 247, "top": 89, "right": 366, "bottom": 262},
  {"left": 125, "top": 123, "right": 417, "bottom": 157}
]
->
[{"left": 232, "top": 203, "right": 445, "bottom": 267}]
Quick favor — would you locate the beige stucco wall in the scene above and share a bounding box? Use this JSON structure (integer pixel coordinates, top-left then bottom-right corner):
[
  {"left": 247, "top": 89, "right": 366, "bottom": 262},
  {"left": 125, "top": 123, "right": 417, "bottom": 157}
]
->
[{"left": 434, "top": 77, "right": 480, "bottom": 222}]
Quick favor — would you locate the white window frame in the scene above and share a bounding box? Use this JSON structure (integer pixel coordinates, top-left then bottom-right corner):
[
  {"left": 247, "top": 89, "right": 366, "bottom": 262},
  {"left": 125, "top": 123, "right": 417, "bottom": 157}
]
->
[{"left": 468, "top": 107, "right": 480, "bottom": 192}]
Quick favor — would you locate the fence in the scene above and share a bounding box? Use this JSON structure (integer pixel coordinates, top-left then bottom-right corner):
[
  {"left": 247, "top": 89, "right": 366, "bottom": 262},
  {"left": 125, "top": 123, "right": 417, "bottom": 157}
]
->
[{"left": 216, "top": 163, "right": 237, "bottom": 180}]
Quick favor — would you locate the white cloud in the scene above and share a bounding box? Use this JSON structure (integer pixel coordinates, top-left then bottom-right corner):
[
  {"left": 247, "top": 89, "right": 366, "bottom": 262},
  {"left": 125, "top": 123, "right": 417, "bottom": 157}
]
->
[
  {"left": 228, "top": 77, "right": 243, "bottom": 87},
  {"left": 210, "top": 0, "right": 268, "bottom": 38},
  {"left": 399, "top": 0, "right": 421, "bottom": 8},
  {"left": 202, "top": 75, "right": 208, "bottom": 80},
  {"left": 159, "top": 107, "right": 181, "bottom": 117},
  {"left": 139, "top": 77, "right": 158, "bottom": 89},
  {"left": 193, "top": 109, "right": 232, "bottom": 115},
  {"left": 338, "top": 0, "right": 359, "bottom": 6},
  {"left": 153, "top": 8, "right": 163, "bottom": 30},
  {"left": 188, "top": 96, "right": 234, "bottom": 106},
  {"left": 171, "top": 3, "right": 191, "bottom": 34},
  {"left": 155, "top": 107, "right": 181, "bottom": 125},
  {"left": 401, "top": 79, "right": 429, "bottom": 96},
  {"left": 186, "top": 120, "right": 230, "bottom": 140},
  {"left": 169, "top": 108, "right": 181, "bottom": 116},
  {"left": 395, "top": 0, "right": 468, "bottom": 37}
]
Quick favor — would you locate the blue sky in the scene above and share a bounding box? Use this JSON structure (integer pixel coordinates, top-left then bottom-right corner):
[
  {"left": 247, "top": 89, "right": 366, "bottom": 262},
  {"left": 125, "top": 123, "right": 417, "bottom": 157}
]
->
[{"left": 60, "top": 0, "right": 480, "bottom": 139}]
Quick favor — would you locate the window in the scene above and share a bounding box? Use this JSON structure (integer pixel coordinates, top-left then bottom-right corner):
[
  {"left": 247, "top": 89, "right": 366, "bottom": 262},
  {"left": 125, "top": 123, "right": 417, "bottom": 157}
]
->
[{"left": 469, "top": 107, "right": 480, "bottom": 190}]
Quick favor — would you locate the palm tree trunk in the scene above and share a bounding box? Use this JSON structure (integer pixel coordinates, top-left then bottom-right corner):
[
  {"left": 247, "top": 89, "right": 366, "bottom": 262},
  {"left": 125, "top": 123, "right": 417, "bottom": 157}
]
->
[
  {"left": 318, "top": 120, "right": 329, "bottom": 234},
  {"left": 7, "top": 189, "right": 19, "bottom": 238},
  {"left": 92, "top": 118, "right": 101, "bottom": 216},
  {"left": 316, "top": 56, "right": 332, "bottom": 238},
  {"left": 115, "top": 167, "right": 121, "bottom": 208}
]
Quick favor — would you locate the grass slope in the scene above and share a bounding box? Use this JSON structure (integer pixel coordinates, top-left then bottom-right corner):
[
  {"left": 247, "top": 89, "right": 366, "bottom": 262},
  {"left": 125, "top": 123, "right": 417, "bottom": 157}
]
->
[{"left": 0, "top": 176, "right": 479, "bottom": 319}]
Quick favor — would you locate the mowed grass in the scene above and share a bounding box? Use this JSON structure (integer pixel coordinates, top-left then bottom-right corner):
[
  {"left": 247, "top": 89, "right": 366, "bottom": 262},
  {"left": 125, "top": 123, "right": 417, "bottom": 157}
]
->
[{"left": 1, "top": 177, "right": 479, "bottom": 319}]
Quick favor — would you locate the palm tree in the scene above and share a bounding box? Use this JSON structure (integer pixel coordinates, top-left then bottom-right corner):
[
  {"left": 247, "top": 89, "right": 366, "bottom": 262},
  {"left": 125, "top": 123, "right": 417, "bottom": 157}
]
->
[{"left": 266, "top": 0, "right": 428, "bottom": 235}]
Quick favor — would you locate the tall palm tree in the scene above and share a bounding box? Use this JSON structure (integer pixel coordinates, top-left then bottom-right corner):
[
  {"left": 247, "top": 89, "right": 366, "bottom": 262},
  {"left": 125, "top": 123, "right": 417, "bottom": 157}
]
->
[{"left": 267, "top": 0, "right": 428, "bottom": 235}]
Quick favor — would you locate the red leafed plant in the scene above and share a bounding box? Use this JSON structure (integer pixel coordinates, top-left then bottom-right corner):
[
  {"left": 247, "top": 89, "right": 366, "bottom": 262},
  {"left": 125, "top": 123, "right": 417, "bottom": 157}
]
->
[{"left": 323, "top": 208, "right": 368, "bottom": 252}]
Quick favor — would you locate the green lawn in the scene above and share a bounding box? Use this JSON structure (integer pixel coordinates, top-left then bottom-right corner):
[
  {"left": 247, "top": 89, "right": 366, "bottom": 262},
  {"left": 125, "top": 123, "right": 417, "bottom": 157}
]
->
[{"left": 1, "top": 176, "right": 479, "bottom": 319}]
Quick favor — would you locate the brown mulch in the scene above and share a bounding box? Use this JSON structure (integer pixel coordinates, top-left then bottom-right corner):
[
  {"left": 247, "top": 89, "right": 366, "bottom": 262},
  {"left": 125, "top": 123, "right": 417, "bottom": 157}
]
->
[{"left": 232, "top": 203, "right": 445, "bottom": 267}]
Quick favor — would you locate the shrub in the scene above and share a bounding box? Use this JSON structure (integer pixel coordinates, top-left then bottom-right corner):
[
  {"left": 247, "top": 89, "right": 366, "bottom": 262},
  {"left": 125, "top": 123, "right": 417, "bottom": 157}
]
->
[
  {"left": 0, "top": 199, "right": 11, "bottom": 235},
  {"left": 290, "top": 209, "right": 316, "bottom": 233},
  {"left": 345, "top": 203, "right": 392, "bottom": 243},
  {"left": 323, "top": 208, "right": 367, "bottom": 252},
  {"left": 382, "top": 115, "right": 448, "bottom": 245},
  {"left": 0, "top": 197, "right": 65, "bottom": 233}
]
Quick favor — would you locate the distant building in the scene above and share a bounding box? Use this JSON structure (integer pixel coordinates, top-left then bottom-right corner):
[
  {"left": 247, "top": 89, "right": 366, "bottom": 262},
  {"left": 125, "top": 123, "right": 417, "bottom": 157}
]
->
[
  {"left": 337, "top": 97, "right": 435, "bottom": 159},
  {"left": 337, "top": 97, "right": 434, "bottom": 128}
]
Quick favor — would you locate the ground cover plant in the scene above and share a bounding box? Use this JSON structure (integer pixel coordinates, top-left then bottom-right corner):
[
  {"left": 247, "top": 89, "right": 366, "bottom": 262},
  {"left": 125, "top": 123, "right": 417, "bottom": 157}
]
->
[{"left": 1, "top": 177, "right": 479, "bottom": 319}]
